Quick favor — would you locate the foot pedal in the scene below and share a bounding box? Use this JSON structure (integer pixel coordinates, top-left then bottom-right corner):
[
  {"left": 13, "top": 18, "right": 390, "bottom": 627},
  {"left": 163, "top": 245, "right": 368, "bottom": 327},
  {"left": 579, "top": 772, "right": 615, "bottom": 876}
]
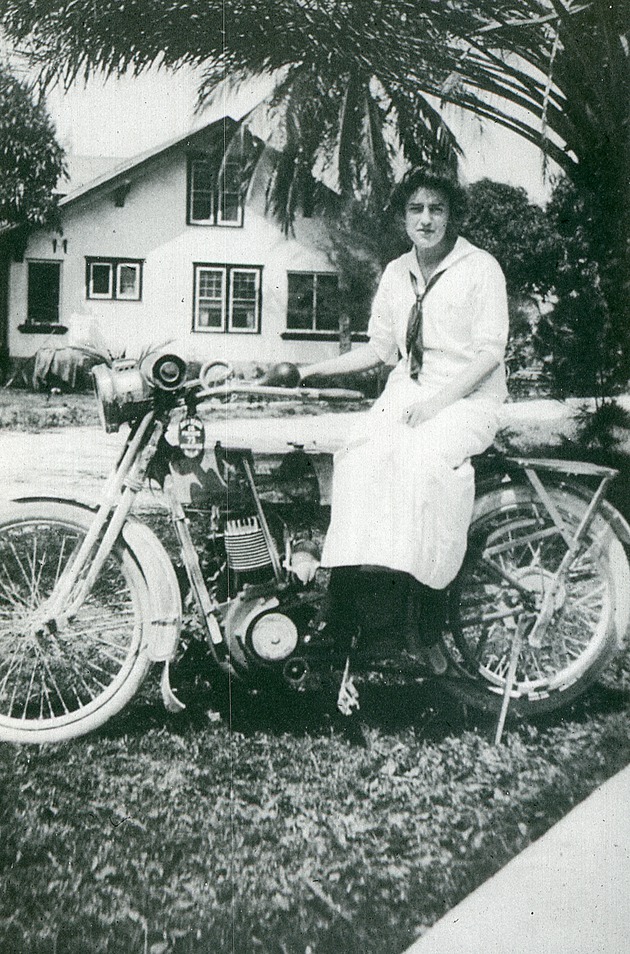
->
[
  {"left": 337, "top": 657, "right": 360, "bottom": 716},
  {"left": 424, "top": 643, "right": 448, "bottom": 676}
]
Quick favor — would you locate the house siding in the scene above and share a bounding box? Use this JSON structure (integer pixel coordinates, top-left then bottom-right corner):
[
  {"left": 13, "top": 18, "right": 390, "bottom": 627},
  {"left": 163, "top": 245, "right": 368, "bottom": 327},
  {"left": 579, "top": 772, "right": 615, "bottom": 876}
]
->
[{"left": 7, "top": 130, "right": 349, "bottom": 366}]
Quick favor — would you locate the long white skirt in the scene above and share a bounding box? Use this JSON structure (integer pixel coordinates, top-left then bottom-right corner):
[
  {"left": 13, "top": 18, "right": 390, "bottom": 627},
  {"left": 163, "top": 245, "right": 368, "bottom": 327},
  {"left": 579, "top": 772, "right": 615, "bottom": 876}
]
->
[{"left": 321, "top": 372, "right": 501, "bottom": 589}]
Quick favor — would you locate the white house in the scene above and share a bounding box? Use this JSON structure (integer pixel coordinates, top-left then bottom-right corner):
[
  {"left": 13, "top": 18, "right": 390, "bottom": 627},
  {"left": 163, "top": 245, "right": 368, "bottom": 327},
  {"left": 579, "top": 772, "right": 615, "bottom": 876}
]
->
[{"left": 0, "top": 117, "right": 366, "bottom": 373}]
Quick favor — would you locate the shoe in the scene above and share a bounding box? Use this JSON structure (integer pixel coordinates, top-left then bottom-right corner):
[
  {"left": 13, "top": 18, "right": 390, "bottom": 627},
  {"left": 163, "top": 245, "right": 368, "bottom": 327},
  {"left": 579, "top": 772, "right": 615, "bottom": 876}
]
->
[{"left": 424, "top": 642, "right": 449, "bottom": 676}]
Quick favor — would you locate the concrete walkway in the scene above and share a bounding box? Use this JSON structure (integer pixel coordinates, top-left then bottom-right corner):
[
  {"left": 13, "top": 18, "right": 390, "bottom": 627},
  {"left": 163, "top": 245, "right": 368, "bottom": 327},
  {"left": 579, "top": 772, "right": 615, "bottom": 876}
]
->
[{"left": 406, "top": 764, "right": 630, "bottom": 954}]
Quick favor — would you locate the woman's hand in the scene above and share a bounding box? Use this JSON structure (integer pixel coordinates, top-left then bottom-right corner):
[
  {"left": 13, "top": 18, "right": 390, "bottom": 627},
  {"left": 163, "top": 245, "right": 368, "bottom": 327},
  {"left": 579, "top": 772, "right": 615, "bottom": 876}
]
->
[{"left": 402, "top": 396, "right": 443, "bottom": 427}]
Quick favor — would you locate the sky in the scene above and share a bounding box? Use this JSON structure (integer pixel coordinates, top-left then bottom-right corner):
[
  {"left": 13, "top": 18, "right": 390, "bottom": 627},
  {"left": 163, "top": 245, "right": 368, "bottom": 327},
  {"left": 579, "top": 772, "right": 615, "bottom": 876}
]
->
[{"left": 44, "top": 65, "right": 557, "bottom": 205}]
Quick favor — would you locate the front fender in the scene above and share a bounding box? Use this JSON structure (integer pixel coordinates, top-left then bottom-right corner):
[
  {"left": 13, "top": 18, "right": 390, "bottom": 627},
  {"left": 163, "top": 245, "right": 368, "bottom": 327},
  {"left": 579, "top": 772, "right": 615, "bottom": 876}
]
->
[
  {"left": 121, "top": 519, "right": 182, "bottom": 662},
  {"left": 12, "top": 495, "right": 182, "bottom": 662}
]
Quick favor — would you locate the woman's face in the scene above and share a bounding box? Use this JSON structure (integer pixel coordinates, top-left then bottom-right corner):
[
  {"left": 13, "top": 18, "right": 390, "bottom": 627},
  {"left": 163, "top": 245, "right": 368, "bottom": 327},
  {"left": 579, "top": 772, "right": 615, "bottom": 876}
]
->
[{"left": 404, "top": 186, "right": 451, "bottom": 254}]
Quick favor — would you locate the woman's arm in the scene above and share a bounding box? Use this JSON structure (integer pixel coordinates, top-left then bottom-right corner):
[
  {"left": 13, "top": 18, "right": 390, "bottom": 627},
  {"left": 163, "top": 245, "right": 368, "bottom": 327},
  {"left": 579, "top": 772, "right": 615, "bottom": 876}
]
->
[
  {"left": 300, "top": 343, "right": 384, "bottom": 382},
  {"left": 403, "top": 350, "right": 499, "bottom": 427}
]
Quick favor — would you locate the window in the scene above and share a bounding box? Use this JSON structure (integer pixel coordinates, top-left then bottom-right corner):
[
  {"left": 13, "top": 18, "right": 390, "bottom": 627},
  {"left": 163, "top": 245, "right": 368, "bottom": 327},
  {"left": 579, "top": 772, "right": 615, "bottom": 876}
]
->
[
  {"left": 86, "top": 258, "right": 142, "bottom": 301},
  {"left": 287, "top": 272, "right": 339, "bottom": 332},
  {"left": 188, "top": 155, "right": 244, "bottom": 226},
  {"left": 194, "top": 265, "right": 261, "bottom": 333},
  {"left": 27, "top": 262, "right": 61, "bottom": 326}
]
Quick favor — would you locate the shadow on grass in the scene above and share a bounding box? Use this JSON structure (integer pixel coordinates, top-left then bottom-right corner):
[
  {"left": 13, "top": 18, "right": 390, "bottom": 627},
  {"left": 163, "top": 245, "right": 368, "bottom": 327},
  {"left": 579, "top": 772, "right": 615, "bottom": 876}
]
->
[
  {"left": 96, "top": 667, "right": 503, "bottom": 746},
  {"left": 96, "top": 661, "right": 630, "bottom": 754},
  {"left": 532, "top": 680, "right": 630, "bottom": 731}
]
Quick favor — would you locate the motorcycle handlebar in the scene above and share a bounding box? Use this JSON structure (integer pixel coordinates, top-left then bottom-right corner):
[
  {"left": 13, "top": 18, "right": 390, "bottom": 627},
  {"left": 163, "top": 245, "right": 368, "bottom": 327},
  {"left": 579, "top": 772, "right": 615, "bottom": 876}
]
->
[
  {"left": 192, "top": 358, "right": 364, "bottom": 402},
  {"left": 194, "top": 381, "right": 365, "bottom": 402}
]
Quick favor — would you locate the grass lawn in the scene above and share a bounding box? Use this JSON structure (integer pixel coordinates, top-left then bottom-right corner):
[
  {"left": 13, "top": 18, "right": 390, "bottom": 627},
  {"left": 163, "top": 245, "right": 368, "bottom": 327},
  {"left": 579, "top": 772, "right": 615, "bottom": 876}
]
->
[
  {"left": 0, "top": 389, "right": 100, "bottom": 430},
  {"left": 1, "top": 386, "right": 630, "bottom": 953},
  {"left": 1, "top": 685, "right": 629, "bottom": 954},
  {"left": 0, "top": 386, "right": 366, "bottom": 432}
]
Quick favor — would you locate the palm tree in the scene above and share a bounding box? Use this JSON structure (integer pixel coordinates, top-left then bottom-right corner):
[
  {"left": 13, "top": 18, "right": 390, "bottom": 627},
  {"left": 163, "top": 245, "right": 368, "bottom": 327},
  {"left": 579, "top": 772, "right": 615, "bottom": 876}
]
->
[
  {"left": 1, "top": 0, "right": 461, "bottom": 223},
  {"left": 3, "top": 0, "right": 628, "bottom": 366},
  {"left": 435, "top": 1, "right": 630, "bottom": 374}
]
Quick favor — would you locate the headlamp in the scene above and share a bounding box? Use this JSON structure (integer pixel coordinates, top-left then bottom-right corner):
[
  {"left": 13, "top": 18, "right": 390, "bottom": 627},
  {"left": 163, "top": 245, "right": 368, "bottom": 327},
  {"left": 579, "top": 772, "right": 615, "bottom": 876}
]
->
[{"left": 92, "top": 360, "right": 154, "bottom": 433}]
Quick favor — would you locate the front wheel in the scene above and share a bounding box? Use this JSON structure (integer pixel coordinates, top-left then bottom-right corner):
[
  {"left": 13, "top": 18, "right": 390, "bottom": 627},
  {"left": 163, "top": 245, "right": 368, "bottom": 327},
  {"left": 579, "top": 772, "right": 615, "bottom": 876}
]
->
[
  {"left": 0, "top": 501, "right": 151, "bottom": 743},
  {"left": 443, "top": 483, "right": 630, "bottom": 717}
]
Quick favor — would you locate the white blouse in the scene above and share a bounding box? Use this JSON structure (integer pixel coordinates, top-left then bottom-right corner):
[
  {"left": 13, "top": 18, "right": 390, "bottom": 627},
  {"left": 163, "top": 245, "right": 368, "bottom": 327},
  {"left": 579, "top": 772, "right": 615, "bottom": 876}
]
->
[{"left": 368, "top": 237, "right": 509, "bottom": 404}]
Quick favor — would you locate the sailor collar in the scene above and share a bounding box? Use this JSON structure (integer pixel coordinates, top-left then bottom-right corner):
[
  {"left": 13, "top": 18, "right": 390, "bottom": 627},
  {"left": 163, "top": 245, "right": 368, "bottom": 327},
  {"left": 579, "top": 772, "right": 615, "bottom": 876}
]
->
[{"left": 404, "top": 236, "right": 479, "bottom": 288}]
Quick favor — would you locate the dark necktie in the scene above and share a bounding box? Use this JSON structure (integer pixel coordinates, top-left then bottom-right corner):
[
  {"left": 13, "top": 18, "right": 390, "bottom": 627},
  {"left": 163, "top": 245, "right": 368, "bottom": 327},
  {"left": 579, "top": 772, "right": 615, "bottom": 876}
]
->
[{"left": 405, "top": 269, "right": 445, "bottom": 380}]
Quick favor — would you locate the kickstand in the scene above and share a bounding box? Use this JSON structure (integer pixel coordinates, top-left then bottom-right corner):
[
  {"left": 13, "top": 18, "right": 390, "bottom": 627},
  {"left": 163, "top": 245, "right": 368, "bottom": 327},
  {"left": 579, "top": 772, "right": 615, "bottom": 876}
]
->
[
  {"left": 337, "top": 655, "right": 360, "bottom": 717},
  {"left": 494, "top": 620, "right": 526, "bottom": 745}
]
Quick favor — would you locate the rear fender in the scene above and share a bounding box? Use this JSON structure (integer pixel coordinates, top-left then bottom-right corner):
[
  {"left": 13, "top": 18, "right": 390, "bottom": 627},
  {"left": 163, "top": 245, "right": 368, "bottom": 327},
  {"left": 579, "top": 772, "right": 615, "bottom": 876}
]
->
[
  {"left": 472, "top": 478, "right": 630, "bottom": 546},
  {"left": 11, "top": 495, "right": 182, "bottom": 662}
]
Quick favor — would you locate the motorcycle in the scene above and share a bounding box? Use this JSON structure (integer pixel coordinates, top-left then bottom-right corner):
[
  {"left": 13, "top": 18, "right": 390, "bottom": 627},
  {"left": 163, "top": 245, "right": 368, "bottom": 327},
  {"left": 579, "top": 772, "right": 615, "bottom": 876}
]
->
[{"left": 0, "top": 352, "right": 629, "bottom": 744}]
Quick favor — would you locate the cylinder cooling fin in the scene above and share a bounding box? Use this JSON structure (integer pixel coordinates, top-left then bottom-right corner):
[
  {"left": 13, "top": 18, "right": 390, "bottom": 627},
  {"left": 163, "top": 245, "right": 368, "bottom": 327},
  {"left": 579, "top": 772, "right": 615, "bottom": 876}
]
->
[{"left": 224, "top": 517, "right": 273, "bottom": 571}]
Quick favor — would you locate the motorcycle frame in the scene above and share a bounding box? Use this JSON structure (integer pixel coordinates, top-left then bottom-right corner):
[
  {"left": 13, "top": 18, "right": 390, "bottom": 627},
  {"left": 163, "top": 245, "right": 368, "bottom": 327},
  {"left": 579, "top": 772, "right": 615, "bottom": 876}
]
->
[{"left": 33, "top": 385, "right": 630, "bottom": 712}]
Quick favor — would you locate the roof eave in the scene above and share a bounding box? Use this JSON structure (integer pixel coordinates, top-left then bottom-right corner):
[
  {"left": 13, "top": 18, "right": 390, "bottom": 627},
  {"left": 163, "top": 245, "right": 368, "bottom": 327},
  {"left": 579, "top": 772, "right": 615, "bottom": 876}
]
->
[{"left": 59, "top": 116, "right": 238, "bottom": 209}]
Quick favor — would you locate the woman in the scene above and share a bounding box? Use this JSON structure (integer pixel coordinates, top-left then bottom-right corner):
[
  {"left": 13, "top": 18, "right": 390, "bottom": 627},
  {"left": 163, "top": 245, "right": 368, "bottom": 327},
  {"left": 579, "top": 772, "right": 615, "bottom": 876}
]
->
[{"left": 301, "top": 166, "right": 509, "bottom": 675}]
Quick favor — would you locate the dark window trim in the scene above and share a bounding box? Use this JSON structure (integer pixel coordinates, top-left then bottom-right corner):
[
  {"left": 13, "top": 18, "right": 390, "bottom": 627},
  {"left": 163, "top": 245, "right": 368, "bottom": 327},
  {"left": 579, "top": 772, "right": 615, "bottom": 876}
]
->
[
  {"left": 186, "top": 154, "right": 244, "bottom": 228},
  {"left": 85, "top": 257, "right": 144, "bottom": 301},
  {"left": 192, "top": 262, "right": 263, "bottom": 334},
  {"left": 18, "top": 323, "right": 67, "bottom": 335},
  {"left": 281, "top": 331, "right": 368, "bottom": 343},
  {"left": 286, "top": 270, "right": 340, "bottom": 333}
]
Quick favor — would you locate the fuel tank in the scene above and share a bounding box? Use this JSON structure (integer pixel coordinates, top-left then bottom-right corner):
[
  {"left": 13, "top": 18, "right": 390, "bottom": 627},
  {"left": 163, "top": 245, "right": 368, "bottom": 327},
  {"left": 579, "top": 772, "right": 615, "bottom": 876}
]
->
[{"left": 169, "top": 441, "right": 332, "bottom": 508}]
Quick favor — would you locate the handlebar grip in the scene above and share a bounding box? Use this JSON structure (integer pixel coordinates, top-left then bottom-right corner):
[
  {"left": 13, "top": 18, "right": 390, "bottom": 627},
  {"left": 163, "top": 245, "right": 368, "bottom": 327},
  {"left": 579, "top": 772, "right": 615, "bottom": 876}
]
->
[
  {"left": 260, "top": 362, "right": 301, "bottom": 388},
  {"left": 305, "top": 387, "right": 364, "bottom": 400}
]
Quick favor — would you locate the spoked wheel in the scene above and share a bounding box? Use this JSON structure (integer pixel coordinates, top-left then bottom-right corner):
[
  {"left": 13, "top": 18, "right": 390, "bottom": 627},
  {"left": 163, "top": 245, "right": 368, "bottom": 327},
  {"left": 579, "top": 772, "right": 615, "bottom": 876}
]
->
[
  {"left": 0, "top": 502, "right": 151, "bottom": 743},
  {"left": 444, "top": 483, "right": 630, "bottom": 717}
]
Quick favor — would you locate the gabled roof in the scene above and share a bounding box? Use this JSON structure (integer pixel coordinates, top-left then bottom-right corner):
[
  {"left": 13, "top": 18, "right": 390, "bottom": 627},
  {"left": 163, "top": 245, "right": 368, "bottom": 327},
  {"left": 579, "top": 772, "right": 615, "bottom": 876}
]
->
[
  {"left": 59, "top": 116, "right": 237, "bottom": 208},
  {"left": 59, "top": 156, "right": 124, "bottom": 194}
]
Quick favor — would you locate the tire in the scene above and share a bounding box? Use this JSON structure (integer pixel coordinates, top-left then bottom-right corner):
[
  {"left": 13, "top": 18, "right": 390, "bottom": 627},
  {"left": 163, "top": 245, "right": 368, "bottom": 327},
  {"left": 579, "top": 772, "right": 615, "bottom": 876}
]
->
[
  {"left": 443, "top": 483, "right": 630, "bottom": 717},
  {"left": 0, "top": 501, "right": 151, "bottom": 743}
]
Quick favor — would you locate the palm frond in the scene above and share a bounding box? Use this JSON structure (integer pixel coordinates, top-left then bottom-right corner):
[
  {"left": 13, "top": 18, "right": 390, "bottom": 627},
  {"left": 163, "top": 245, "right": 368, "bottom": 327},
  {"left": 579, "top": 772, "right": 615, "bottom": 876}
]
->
[{"left": 337, "top": 70, "right": 366, "bottom": 198}]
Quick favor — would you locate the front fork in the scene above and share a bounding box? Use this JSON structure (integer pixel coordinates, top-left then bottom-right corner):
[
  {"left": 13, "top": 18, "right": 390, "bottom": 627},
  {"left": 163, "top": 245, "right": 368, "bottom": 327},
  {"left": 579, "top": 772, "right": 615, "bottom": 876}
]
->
[
  {"left": 163, "top": 472, "right": 224, "bottom": 650},
  {"left": 40, "top": 413, "right": 163, "bottom": 627}
]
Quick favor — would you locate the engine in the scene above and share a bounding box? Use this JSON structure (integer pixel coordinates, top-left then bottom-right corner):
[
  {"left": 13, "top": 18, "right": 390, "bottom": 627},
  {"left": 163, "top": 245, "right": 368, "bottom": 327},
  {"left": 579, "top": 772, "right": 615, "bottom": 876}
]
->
[
  {"left": 224, "top": 517, "right": 274, "bottom": 573},
  {"left": 221, "top": 583, "right": 321, "bottom": 687}
]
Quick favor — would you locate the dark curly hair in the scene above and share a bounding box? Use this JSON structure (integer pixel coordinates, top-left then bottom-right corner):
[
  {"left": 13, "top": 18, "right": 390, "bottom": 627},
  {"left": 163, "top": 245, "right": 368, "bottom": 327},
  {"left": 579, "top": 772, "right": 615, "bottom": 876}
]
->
[{"left": 387, "top": 166, "right": 467, "bottom": 227}]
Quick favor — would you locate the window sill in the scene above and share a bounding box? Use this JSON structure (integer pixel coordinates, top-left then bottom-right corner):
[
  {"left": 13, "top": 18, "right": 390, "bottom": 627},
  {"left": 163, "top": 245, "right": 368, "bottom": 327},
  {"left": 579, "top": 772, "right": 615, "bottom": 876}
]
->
[
  {"left": 18, "top": 324, "right": 68, "bottom": 335},
  {"left": 281, "top": 331, "right": 369, "bottom": 343},
  {"left": 187, "top": 220, "right": 244, "bottom": 229},
  {"left": 193, "top": 328, "right": 261, "bottom": 335}
]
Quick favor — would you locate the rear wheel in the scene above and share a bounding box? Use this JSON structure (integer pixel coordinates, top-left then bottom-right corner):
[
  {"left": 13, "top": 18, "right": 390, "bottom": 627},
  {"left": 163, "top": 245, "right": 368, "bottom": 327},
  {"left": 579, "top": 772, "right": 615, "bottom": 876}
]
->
[
  {"left": 444, "top": 483, "right": 629, "bottom": 717},
  {"left": 0, "top": 501, "right": 151, "bottom": 743}
]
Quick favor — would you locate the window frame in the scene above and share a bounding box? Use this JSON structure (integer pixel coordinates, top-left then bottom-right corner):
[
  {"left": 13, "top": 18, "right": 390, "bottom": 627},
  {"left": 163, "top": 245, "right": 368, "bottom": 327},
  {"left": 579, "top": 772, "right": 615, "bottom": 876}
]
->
[
  {"left": 286, "top": 271, "right": 340, "bottom": 334},
  {"left": 187, "top": 155, "right": 244, "bottom": 228},
  {"left": 193, "top": 263, "right": 262, "bottom": 334},
  {"left": 85, "top": 257, "right": 143, "bottom": 301},
  {"left": 116, "top": 261, "right": 142, "bottom": 301}
]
